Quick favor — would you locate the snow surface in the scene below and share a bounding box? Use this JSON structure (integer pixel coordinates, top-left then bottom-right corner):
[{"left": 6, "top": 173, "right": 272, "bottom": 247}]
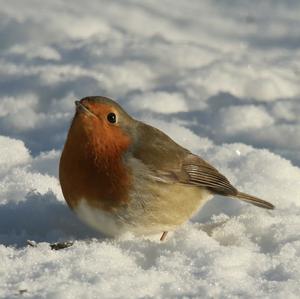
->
[{"left": 0, "top": 1, "right": 300, "bottom": 298}]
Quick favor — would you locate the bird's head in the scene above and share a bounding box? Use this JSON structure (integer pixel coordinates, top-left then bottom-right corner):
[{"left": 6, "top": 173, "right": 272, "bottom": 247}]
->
[{"left": 69, "top": 96, "right": 135, "bottom": 162}]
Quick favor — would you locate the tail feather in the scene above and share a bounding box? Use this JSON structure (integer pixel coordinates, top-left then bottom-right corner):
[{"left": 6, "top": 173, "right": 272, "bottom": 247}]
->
[{"left": 234, "top": 191, "right": 274, "bottom": 210}]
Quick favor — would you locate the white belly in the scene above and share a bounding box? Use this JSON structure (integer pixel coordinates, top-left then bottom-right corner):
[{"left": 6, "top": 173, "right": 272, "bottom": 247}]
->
[
  {"left": 75, "top": 182, "right": 212, "bottom": 237},
  {"left": 75, "top": 199, "right": 126, "bottom": 237}
]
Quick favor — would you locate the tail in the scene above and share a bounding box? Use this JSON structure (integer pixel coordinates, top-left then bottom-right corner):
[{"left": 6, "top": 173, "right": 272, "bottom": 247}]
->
[{"left": 233, "top": 191, "right": 274, "bottom": 210}]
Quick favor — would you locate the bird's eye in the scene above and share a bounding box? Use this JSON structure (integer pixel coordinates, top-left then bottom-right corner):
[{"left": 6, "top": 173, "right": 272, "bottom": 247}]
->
[{"left": 107, "top": 112, "right": 117, "bottom": 124}]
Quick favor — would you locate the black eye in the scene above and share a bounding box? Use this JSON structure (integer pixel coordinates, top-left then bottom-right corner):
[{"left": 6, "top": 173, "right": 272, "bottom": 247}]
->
[{"left": 107, "top": 112, "right": 117, "bottom": 123}]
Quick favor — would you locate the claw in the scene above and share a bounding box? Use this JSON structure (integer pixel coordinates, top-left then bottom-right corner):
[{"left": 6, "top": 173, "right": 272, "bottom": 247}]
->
[{"left": 160, "top": 231, "right": 168, "bottom": 241}]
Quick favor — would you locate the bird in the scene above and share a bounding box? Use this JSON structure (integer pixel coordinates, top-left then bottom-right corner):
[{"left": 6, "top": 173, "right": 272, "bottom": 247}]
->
[{"left": 59, "top": 96, "right": 274, "bottom": 241}]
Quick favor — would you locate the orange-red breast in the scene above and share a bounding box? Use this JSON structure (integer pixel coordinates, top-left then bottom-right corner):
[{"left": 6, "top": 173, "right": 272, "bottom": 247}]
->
[{"left": 59, "top": 96, "right": 274, "bottom": 240}]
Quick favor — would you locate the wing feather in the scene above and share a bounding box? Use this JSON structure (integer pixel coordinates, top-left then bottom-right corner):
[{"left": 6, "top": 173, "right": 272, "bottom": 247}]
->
[
  {"left": 130, "top": 122, "right": 274, "bottom": 209},
  {"left": 181, "top": 154, "right": 238, "bottom": 196}
]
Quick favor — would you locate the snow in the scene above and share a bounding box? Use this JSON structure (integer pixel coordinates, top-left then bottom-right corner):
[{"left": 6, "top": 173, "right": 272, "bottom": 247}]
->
[
  {"left": 129, "top": 92, "right": 189, "bottom": 114},
  {"left": 0, "top": 0, "right": 300, "bottom": 298}
]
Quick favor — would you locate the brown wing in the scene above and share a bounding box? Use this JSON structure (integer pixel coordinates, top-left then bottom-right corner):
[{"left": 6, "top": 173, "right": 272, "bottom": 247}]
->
[
  {"left": 181, "top": 154, "right": 274, "bottom": 209},
  {"left": 131, "top": 122, "right": 189, "bottom": 171},
  {"left": 130, "top": 122, "right": 274, "bottom": 209},
  {"left": 131, "top": 122, "right": 236, "bottom": 196},
  {"left": 180, "top": 154, "right": 238, "bottom": 196}
]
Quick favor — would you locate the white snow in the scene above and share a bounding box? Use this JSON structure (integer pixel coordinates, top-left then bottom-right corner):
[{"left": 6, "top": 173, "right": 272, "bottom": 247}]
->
[
  {"left": 0, "top": 0, "right": 300, "bottom": 298},
  {"left": 129, "top": 92, "right": 189, "bottom": 114},
  {"left": 215, "top": 105, "right": 275, "bottom": 135}
]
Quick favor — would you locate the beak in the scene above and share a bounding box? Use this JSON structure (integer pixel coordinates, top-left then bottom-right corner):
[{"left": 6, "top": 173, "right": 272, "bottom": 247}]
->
[{"left": 75, "top": 100, "right": 96, "bottom": 117}]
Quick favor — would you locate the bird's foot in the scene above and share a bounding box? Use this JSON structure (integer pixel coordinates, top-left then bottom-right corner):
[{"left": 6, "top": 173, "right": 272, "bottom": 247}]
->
[{"left": 160, "top": 231, "right": 168, "bottom": 241}]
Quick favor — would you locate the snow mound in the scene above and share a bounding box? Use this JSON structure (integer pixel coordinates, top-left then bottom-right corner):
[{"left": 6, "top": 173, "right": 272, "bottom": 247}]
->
[
  {"left": 0, "top": 135, "right": 300, "bottom": 298},
  {"left": 0, "top": 136, "right": 31, "bottom": 174}
]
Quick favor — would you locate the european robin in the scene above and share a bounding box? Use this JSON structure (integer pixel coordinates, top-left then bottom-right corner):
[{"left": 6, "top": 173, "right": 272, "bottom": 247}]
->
[{"left": 59, "top": 96, "right": 274, "bottom": 241}]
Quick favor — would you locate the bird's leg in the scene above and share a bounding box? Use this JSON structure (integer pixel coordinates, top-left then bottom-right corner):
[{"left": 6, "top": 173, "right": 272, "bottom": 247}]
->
[{"left": 160, "top": 231, "right": 168, "bottom": 241}]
